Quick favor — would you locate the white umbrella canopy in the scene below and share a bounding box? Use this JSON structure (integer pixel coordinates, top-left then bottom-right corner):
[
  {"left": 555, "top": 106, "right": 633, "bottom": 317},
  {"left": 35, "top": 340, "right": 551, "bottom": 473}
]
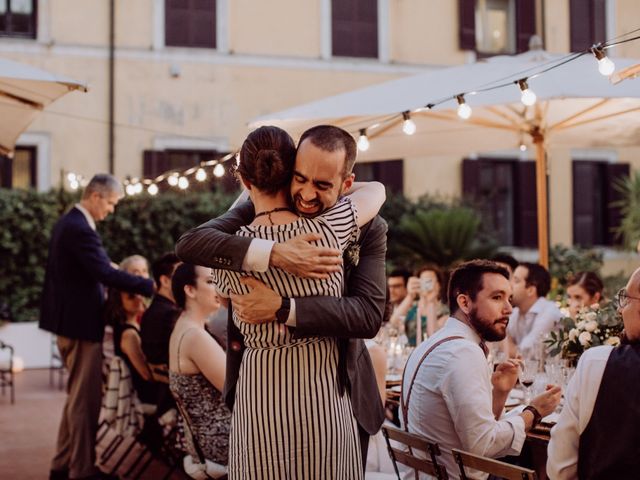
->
[
  {"left": 0, "top": 57, "right": 87, "bottom": 156},
  {"left": 251, "top": 49, "right": 640, "bottom": 266}
]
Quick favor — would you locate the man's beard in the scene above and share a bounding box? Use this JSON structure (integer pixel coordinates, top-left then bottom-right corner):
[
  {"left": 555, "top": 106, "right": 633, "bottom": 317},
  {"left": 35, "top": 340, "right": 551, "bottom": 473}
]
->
[{"left": 468, "top": 306, "right": 509, "bottom": 342}]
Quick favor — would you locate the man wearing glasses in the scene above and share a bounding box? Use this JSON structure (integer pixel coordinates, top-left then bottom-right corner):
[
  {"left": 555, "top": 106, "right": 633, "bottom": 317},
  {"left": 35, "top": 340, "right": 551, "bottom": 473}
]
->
[{"left": 547, "top": 270, "right": 640, "bottom": 479}]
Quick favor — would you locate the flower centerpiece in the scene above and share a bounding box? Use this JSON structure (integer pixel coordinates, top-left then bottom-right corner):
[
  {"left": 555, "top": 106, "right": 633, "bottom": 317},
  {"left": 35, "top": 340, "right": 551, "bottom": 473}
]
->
[{"left": 546, "top": 301, "right": 623, "bottom": 365}]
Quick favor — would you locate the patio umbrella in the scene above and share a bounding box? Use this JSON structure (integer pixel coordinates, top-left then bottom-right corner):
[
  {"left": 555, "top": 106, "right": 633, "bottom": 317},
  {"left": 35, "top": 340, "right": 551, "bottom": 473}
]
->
[
  {"left": 0, "top": 57, "right": 87, "bottom": 156},
  {"left": 250, "top": 48, "right": 640, "bottom": 267}
]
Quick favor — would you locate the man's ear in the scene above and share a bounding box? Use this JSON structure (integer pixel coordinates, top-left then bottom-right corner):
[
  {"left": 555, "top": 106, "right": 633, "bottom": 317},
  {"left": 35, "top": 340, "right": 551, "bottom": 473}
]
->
[
  {"left": 457, "top": 293, "right": 471, "bottom": 315},
  {"left": 160, "top": 274, "right": 172, "bottom": 291},
  {"left": 341, "top": 173, "right": 355, "bottom": 194}
]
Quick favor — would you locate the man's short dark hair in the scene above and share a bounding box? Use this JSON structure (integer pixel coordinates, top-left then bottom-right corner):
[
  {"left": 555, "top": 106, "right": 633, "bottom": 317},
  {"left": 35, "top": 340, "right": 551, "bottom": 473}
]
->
[
  {"left": 447, "top": 260, "right": 510, "bottom": 313},
  {"left": 152, "top": 252, "right": 180, "bottom": 289},
  {"left": 388, "top": 268, "right": 411, "bottom": 286},
  {"left": 298, "top": 125, "right": 357, "bottom": 179},
  {"left": 520, "top": 262, "right": 551, "bottom": 298},
  {"left": 491, "top": 253, "right": 519, "bottom": 272}
]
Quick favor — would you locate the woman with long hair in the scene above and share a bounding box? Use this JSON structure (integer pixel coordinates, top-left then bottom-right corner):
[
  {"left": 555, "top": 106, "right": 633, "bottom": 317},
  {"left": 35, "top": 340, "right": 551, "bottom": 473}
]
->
[{"left": 168, "top": 263, "right": 230, "bottom": 468}]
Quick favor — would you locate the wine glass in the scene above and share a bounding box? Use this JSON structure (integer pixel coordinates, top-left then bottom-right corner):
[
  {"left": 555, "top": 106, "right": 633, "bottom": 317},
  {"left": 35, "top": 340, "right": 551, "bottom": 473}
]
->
[{"left": 519, "top": 360, "right": 537, "bottom": 404}]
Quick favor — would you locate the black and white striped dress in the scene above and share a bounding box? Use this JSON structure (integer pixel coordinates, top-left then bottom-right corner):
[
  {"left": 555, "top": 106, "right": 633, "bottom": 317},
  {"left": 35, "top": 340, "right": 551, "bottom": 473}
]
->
[{"left": 214, "top": 198, "right": 363, "bottom": 479}]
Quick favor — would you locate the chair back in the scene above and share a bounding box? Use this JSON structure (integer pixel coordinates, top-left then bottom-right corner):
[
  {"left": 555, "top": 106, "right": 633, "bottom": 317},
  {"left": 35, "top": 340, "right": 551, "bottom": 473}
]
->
[
  {"left": 451, "top": 448, "right": 537, "bottom": 480},
  {"left": 381, "top": 425, "right": 448, "bottom": 480},
  {"left": 100, "top": 356, "right": 144, "bottom": 436}
]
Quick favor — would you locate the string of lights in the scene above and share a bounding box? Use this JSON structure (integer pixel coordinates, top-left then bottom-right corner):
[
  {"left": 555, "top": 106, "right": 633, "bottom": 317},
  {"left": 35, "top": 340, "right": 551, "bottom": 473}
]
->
[
  {"left": 352, "top": 30, "right": 639, "bottom": 153},
  {"left": 56, "top": 26, "right": 640, "bottom": 190}
]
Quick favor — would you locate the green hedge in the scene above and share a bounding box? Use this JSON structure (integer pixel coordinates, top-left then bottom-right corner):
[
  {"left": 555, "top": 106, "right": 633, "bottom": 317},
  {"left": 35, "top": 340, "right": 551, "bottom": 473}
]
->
[{"left": 0, "top": 189, "right": 237, "bottom": 322}]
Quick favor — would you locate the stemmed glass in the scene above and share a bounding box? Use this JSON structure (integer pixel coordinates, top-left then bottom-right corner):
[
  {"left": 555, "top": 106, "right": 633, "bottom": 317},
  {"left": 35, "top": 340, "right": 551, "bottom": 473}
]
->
[{"left": 519, "top": 359, "right": 537, "bottom": 404}]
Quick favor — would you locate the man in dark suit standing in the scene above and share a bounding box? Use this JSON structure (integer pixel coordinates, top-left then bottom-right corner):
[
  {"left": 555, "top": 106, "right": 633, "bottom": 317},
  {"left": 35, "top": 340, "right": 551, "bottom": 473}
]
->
[
  {"left": 40, "top": 174, "right": 154, "bottom": 480},
  {"left": 176, "top": 125, "right": 387, "bottom": 470}
]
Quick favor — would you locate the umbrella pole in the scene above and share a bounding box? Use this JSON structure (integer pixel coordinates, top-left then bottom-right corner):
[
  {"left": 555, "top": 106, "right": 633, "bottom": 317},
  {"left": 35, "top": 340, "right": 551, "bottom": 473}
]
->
[{"left": 533, "top": 131, "right": 549, "bottom": 268}]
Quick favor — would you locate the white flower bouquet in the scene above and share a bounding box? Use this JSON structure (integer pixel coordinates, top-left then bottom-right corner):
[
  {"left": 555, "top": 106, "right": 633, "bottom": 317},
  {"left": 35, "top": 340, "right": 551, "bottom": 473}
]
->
[{"left": 546, "top": 302, "right": 623, "bottom": 365}]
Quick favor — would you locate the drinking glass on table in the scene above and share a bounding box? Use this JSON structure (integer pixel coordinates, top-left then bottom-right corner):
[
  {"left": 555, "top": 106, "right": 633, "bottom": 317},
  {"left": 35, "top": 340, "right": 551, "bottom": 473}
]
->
[{"left": 519, "top": 359, "right": 537, "bottom": 404}]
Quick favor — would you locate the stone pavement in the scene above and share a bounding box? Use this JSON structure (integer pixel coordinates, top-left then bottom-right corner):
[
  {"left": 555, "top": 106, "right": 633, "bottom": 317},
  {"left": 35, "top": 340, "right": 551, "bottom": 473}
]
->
[{"left": 0, "top": 369, "right": 188, "bottom": 479}]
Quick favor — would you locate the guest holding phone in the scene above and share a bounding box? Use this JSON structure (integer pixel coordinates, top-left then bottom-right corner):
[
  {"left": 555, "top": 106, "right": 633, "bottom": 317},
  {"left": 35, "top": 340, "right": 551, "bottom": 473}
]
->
[{"left": 390, "top": 265, "right": 449, "bottom": 345}]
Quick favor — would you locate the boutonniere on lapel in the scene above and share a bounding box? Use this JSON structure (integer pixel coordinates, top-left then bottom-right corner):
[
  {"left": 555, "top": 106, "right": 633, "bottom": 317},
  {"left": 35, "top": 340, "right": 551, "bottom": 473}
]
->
[{"left": 344, "top": 243, "right": 360, "bottom": 267}]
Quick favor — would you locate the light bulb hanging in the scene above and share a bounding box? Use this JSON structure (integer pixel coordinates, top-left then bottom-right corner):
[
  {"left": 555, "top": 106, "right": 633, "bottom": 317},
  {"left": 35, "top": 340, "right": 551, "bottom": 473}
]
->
[
  {"left": 456, "top": 95, "right": 472, "bottom": 119},
  {"left": 195, "top": 167, "right": 207, "bottom": 182},
  {"left": 357, "top": 129, "right": 370, "bottom": 151},
  {"left": 518, "top": 79, "right": 537, "bottom": 106},
  {"left": 213, "top": 163, "right": 225, "bottom": 178},
  {"left": 147, "top": 184, "right": 159, "bottom": 195},
  {"left": 69, "top": 179, "right": 79, "bottom": 191},
  {"left": 519, "top": 143, "right": 527, "bottom": 152},
  {"left": 592, "top": 47, "right": 615, "bottom": 76},
  {"left": 125, "top": 184, "right": 136, "bottom": 196},
  {"left": 168, "top": 173, "right": 179, "bottom": 186},
  {"left": 178, "top": 176, "right": 189, "bottom": 190},
  {"left": 67, "top": 172, "right": 77, "bottom": 183},
  {"left": 133, "top": 182, "right": 143, "bottom": 194},
  {"left": 401, "top": 111, "right": 416, "bottom": 135}
]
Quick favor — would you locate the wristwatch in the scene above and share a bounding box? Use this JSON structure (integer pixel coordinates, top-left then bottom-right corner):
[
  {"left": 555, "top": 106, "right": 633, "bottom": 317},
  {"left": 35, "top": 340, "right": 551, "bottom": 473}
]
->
[
  {"left": 524, "top": 405, "right": 542, "bottom": 427},
  {"left": 275, "top": 297, "right": 291, "bottom": 324}
]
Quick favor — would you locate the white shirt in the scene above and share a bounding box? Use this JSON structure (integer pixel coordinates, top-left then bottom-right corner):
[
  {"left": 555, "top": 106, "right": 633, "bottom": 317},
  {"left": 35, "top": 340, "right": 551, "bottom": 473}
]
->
[
  {"left": 546, "top": 346, "right": 612, "bottom": 480},
  {"left": 74, "top": 203, "right": 96, "bottom": 231},
  {"left": 508, "top": 297, "right": 562, "bottom": 357},
  {"left": 402, "top": 317, "right": 526, "bottom": 479}
]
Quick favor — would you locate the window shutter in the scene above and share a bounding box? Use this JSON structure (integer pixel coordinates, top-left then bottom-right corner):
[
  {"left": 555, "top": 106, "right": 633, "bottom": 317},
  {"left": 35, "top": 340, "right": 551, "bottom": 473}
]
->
[
  {"left": 462, "top": 158, "right": 480, "bottom": 196},
  {"left": 458, "top": 0, "right": 476, "bottom": 50},
  {"left": 0, "top": 155, "right": 12, "bottom": 188},
  {"left": 571, "top": 0, "right": 606, "bottom": 51},
  {"left": 573, "top": 161, "right": 603, "bottom": 246},
  {"left": 332, "top": 0, "right": 378, "bottom": 58},
  {"left": 191, "top": 0, "right": 216, "bottom": 48},
  {"left": 165, "top": 0, "right": 215, "bottom": 48},
  {"left": 591, "top": 0, "right": 606, "bottom": 44},
  {"left": 515, "top": 0, "right": 536, "bottom": 53},
  {"left": 514, "top": 161, "right": 538, "bottom": 247},
  {"left": 143, "top": 150, "right": 169, "bottom": 178},
  {"left": 604, "top": 163, "right": 630, "bottom": 245}
]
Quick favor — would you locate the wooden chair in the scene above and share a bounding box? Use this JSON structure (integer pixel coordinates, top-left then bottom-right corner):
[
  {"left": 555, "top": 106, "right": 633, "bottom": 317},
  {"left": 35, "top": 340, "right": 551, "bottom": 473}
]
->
[
  {"left": 451, "top": 448, "right": 537, "bottom": 480},
  {"left": 381, "top": 425, "right": 448, "bottom": 480}
]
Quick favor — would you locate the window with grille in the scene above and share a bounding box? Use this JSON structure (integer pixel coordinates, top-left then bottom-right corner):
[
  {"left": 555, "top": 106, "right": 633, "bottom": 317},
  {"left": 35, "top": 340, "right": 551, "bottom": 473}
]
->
[{"left": 0, "top": 0, "right": 37, "bottom": 39}]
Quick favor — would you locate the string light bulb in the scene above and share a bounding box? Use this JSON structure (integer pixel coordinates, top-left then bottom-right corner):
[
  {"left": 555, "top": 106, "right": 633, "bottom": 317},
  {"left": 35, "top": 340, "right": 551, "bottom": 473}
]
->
[
  {"left": 67, "top": 172, "right": 77, "bottom": 183},
  {"left": 195, "top": 167, "right": 207, "bottom": 182},
  {"left": 178, "top": 176, "right": 189, "bottom": 190},
  {"left": 168, "top": 173, "right": 179, "bottom": 186},
  {"left": 519, "top": 143, "right": 527, "bottom": 152},
  {"left": 518, "top": 79, "right": 537, "bottom": 106},
  {"left": 213, "top": 164, "right": 225, "bottom": 178},
  {"left": 401, "top": 111, "right": 416, "bottom": 135},
  {"left": 134, "top": 182, "right": 143, "bottom": 194},
  {"left": 69, "top": 179, "right": 79, "bottom": 190},
  {"left": 592, "top": 47, "right": 615, "bottom": 76},
  {"left": 357, "top": 129, "right": 370, "bottom": 151},
  {"left": 456, "top": 95, "right": 472, "bottom": 120},
  {"left": 147, "top": 184, "right": 159, "bottom": 195}
]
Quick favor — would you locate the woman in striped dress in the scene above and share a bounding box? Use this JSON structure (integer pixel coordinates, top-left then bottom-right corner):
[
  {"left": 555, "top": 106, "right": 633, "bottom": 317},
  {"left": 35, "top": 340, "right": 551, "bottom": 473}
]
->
[{"left": 213, "top": 126, "right": 385, "bottom": 479}]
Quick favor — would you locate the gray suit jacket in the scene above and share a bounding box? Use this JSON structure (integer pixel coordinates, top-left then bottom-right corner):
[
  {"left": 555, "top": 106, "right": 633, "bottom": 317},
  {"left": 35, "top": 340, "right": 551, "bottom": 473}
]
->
[{"left": 175, "top": 200, "right": 387, "bottom": 435}]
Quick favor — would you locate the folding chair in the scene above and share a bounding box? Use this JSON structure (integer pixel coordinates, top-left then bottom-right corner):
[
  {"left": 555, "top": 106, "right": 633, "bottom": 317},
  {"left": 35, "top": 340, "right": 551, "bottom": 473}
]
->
[
  {"left": 381, "top": 425, "right": 448, "bottom": 480},
  {"left": 0, "top": 340, "right": 15, "bottom": 404},
  {"left": 451, "top": 448, "right": 537, "bottom": 480}
]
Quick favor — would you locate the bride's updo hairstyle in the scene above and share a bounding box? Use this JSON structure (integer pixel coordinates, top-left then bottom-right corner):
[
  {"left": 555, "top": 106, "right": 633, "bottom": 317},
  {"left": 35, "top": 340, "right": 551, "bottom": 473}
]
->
[{"left": 237, "top": 126, "right": 296, "bottom": 195}]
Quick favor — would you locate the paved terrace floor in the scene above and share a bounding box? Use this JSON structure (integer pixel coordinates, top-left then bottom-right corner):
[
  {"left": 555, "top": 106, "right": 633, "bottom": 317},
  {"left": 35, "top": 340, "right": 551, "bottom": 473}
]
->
[{"left": 0, "top": 369, "right": 189, "bottom": 479}]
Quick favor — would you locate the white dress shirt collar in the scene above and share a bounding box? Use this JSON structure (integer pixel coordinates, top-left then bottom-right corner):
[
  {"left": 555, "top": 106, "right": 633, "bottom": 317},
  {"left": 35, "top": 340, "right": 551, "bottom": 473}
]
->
[{"left": 74, "top": 203, "right": 96, "bottom": 231}]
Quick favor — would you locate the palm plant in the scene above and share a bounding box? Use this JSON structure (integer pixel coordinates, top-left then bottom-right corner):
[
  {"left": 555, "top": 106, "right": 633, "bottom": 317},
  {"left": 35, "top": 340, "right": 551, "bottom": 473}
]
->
[
  {"left": 613, "top": 171, "right": 640, "bottom": 250},
  {"left": 390, "top": 205, "right": 498, "bottom": 270}
]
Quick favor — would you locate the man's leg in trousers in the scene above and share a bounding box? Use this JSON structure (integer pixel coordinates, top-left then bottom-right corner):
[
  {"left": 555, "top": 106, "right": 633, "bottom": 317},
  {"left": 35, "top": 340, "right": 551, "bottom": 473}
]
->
[
  {"left": 57, "top": 338, "right": 104, "bottom": 479},
  {"left": 358, "top": 424, "right": 370, "bottom": 473},
  {"left": 50, "top": 338, "right": 75, "bottom": 472}
]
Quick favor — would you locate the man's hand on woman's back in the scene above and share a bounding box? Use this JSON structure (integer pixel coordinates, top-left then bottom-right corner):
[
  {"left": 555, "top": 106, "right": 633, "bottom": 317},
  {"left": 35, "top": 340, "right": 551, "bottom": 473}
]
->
[{"left": 271, "top": 233, "right": 342, "bottom": 279}]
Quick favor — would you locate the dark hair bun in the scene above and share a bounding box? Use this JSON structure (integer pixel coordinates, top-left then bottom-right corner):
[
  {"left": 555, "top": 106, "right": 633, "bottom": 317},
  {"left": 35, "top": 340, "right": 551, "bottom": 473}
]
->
[{"left": 237, "top": 126, "right": 296, "bottom": 195}]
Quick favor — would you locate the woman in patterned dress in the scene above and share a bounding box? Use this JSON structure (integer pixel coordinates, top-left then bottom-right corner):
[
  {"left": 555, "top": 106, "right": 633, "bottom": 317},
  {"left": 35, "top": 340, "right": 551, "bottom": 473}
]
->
[
  {"left": 213, "top": 126, "right": 385, "bottom": 479},
  {"left": 168, "top": 263, "right": 231, "bottom": 469}
]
